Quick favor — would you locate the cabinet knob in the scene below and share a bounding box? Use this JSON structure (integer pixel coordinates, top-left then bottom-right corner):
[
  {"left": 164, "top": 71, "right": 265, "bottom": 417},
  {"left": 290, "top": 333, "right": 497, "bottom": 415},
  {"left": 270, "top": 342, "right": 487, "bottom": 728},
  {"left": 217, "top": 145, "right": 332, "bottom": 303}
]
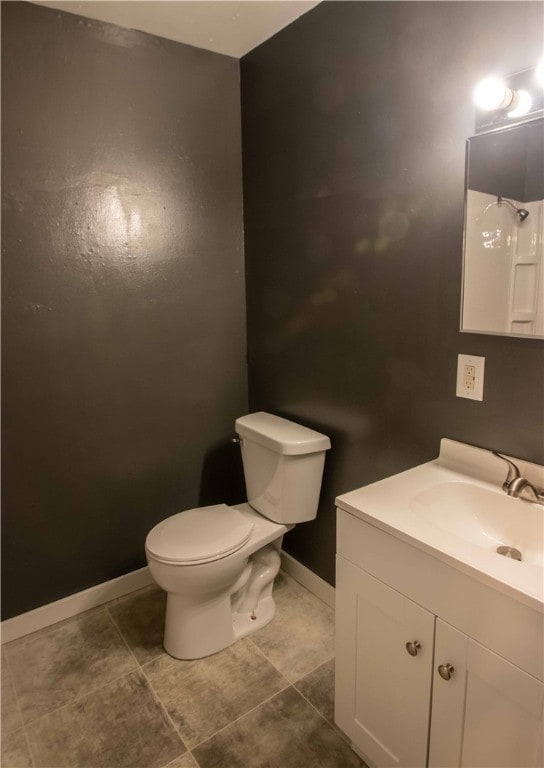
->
[
  {"left": 438, "top": 663, "right": 455, "bottom": 680},
  {"left": 405, "top": 641, "right": 421, "bottom": 656}
]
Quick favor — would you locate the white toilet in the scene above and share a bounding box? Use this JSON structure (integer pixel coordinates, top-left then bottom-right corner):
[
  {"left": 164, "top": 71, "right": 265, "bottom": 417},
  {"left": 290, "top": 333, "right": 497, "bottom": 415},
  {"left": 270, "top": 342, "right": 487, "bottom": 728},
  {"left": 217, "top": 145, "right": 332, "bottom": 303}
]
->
[{"left": 145, "top": 412, "right": 331, "bottom": 659}]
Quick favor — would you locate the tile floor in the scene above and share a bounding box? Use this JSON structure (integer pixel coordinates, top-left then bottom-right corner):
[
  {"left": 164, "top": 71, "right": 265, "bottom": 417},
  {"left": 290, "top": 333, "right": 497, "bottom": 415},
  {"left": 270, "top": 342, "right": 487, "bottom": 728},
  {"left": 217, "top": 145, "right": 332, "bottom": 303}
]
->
[{"left": 1, "top": 572, "right": 366, "bottom": 768}]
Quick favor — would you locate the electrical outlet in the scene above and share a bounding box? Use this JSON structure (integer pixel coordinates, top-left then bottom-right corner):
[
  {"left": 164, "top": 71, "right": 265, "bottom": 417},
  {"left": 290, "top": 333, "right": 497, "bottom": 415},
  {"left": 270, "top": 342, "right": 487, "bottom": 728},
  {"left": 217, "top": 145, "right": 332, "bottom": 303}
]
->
[
  {"left": 457, "top": 354, "right": 485, "bottom": 400},
  {"left": 463, "top": 364, "right": 476, "bottom": 391}
]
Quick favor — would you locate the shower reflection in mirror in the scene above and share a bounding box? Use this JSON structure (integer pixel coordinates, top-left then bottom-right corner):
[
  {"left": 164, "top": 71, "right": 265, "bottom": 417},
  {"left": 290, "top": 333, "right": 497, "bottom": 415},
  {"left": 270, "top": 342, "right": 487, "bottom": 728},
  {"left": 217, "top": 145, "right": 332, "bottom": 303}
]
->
[{"left": 461, "top": 118, "right": 543, "bottom": 338}]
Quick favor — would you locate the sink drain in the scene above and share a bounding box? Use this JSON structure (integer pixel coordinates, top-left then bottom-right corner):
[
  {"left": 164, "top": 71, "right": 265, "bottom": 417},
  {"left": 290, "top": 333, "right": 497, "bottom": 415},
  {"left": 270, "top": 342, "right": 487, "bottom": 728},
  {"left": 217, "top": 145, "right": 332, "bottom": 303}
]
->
[{"left": 496, "top": 545, "right": 522, "bottom": 561}]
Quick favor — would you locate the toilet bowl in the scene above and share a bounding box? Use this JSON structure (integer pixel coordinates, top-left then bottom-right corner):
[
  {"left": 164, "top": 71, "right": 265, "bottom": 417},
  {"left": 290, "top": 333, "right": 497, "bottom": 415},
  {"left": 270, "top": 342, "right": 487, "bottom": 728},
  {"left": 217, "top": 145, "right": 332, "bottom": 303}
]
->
[
  {"left": 146, "top": 503, "right": 291, "bottom": 658},
  {"left": 145, "top": 412, "right": 330, "bottom": 660}
]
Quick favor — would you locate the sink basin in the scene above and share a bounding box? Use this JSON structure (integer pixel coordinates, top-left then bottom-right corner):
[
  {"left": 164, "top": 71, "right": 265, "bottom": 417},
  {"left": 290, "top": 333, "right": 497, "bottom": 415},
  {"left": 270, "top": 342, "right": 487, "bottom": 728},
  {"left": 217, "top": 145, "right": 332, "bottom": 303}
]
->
[
  {"left": 411, "top": 482, "right": 543, "bottom": 567},
  {"left": 336, "top": 439, "right": 544, "bottom": 609}
]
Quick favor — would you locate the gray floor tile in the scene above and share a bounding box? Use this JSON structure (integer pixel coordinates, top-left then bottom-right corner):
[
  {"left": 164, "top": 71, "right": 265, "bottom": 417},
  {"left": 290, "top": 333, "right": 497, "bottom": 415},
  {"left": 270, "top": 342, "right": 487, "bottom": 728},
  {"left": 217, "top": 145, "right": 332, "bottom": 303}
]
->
[
  {"left": 108, "top": 586, "right": 167, "bottom": 666},
  {"left": 2, "top": 648, "right": 25, "bottom": 734},
  {"left": 161, "top": 753, "right": 199, "bottom": 768},
  {"left": 0, "top": 727, "right": 33, "bottom": 768},
  {"left": 192, "top": 686, "right": 365, "bottom": 768},
  {"left": 249, "top": 571, "right": 335, "bottom": 681},
  {"left": 295, "top": 658, "right": 335, "bottom": 724},
  {"left": 2, "top": 570, "right": 346, "bottom": 767},
  {"left": 144, "top": 637, "right": 288, "bottom": 748},
  {"left": 26, "top": 670, "right": 185, "bottom": 768},
  {"left": 4, "top": 608, "right": 137, "bottom": 724}
]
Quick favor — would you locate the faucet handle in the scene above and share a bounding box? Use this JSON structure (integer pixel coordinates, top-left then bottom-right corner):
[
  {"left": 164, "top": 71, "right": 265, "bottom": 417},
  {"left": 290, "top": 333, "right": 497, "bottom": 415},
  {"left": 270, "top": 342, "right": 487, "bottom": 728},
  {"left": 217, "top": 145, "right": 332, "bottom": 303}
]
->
[{"left": 492, "top": 451, "right": 521, "bottom": 489}]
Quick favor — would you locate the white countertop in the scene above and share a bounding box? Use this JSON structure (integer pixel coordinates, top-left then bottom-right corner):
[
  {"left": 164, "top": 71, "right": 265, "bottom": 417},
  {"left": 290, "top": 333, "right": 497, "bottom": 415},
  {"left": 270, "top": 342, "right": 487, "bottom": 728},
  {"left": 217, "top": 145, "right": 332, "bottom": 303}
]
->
[{"left": 336, "top": 439, "right": 544, "bottom": 612}]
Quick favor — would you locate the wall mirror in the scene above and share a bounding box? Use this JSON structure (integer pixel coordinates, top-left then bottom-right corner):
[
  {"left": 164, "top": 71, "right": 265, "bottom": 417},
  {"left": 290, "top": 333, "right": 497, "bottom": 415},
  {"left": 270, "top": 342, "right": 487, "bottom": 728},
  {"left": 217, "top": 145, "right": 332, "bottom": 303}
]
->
[{"left": 461, "top": 118, "right": 543, "bottom": 338}]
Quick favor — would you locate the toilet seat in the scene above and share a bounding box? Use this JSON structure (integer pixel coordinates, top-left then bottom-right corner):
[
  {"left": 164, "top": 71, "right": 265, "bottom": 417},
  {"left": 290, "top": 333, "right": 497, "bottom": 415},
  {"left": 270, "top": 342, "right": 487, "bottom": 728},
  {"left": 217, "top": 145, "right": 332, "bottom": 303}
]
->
[{"left": 146, "top": 504, "right": 254, "bottom": 565}]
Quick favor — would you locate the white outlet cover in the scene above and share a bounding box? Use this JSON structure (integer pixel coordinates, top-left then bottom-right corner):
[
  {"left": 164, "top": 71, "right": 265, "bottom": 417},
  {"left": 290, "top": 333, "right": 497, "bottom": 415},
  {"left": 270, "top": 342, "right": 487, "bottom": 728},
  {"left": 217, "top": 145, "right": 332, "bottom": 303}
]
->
[{"left": 456, "top": 354, "right": 485, "bottom": 401}]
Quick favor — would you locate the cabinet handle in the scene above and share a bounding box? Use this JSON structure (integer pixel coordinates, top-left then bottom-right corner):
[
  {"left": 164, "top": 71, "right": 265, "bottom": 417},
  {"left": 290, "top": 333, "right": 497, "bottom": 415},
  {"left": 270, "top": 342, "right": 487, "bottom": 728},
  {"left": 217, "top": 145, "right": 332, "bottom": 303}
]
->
[
  {"left": 438, "top": 663, "right": 455, "bottom": 680},
  {"left": 405, "top": 641, "right": 421, "bottom": 656}
]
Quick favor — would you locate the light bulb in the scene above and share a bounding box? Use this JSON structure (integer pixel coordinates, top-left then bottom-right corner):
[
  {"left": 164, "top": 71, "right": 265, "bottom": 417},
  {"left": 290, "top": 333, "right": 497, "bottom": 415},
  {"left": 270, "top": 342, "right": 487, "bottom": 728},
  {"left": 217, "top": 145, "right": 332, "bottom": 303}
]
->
[
  {"left": 507, "top": 90, "right": 533, "bottom": 118},
  {"left": 473, "top": 77, "right": 514, "bottom": 111}
]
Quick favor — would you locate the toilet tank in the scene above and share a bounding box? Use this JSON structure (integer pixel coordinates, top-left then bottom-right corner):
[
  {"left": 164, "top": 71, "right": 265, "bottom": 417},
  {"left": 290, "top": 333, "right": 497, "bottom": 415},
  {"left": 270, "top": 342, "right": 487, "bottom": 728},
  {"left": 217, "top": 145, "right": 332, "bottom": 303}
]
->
[{"left": 235, "top": 412, "right": 331, "bottom": 524}]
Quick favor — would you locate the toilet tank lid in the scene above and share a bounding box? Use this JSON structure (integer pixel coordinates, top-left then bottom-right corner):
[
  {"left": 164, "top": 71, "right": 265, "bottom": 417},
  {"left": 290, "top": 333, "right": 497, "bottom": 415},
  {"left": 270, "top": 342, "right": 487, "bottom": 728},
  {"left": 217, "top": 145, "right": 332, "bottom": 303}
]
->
[{"left": 235, "top": 412, "right": 331, "bottom": 455}]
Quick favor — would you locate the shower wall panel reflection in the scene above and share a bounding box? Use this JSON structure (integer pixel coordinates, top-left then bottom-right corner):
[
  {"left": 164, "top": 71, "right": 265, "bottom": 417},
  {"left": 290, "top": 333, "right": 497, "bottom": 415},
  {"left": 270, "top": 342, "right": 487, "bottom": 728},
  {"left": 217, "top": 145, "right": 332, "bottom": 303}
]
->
[{"left": 461, "top": 119, "right": 544, "bottom": 338}]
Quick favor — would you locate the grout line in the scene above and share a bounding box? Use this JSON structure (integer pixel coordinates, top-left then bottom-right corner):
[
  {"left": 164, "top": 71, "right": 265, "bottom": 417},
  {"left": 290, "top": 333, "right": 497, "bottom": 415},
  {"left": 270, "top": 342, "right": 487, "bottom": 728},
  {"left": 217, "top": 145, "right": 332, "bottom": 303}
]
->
[
  {"left": 105, "top": 603, "right": 166, "bottom": 671},
  {"left": 241, "top": 637, "right": 292, "bottom": 688},
  {"left": 105, "top": 605, "right": 146, "bottom": 664},
  {"left": 242, "top": 617, "right": 347, "bottom": 747},
  {"left": 291, "top": 667, "right": 353, "bottom": 748},
  {"left": 2, "top": 650, "right": 37, "bottom": 768},
  {"left": 294, "top": 688, "right": 353, "bottom": 749},
  {"left": 140, "top": 635, "right": 291, "bottom": 754},
  {"left": 160, "top": 751, "right": 199, "bottom": 768},
  {"left": 285, "top": 651, "right": 356, "bottom": 748},
  {"left": 137, "top": 649, "right": 166, "bottom": 669},
  {"left": 140, "top": 649, "right": 175, "bottom": 674},
  {"left": 190, "top": 682, "right": 292, "bottom": 752},
  {"left": 20, "top": 666, "right": 141, "bottom": 729},
  {"left": 291, "top": 661, "right": 361, "bottom": 754},
  {"left": 245, "top": 635, "right": 286, "bottom": 675},
  {"left": 247, "top": 631, "right": 334, "bottom": 686},
  {"left": 6, "top": 604, "right": 144, "bottom": 729},
  {"left": 106, "top": 607, "right": 190, "bottom": 761},
  {"left": 291, "top": 653, "right": 336, "bottom": 685},
  {"left": 139, "top": 662, "right": 190, "bottom": 759}
]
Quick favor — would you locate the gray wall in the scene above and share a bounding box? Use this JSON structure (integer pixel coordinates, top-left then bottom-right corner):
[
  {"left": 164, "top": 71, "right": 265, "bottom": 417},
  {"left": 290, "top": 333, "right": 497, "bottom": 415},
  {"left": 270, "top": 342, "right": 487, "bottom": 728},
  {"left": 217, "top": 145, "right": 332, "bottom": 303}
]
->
[
  {"left": 241, "top": 1, "right": 544, "bottom": 585},
  {"left": 2, "top": 2, "right": 247, "bottom": 619}
]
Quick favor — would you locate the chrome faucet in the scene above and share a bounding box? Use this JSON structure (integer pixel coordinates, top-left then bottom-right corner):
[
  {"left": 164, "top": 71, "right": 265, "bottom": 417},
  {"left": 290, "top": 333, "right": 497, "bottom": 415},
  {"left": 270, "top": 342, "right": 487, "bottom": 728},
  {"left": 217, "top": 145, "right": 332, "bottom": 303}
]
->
[{"left": 493, "top": 452, "right": 544, "bottom": 503}]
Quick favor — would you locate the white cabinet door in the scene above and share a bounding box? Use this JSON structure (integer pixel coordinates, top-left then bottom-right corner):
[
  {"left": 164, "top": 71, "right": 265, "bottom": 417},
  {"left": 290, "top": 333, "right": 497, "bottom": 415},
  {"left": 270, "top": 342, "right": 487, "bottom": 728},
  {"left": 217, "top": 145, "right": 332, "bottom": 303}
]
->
[
  {"left": 335, "top": 555, "right": 435, "bottom": 767},
  {"left": 430, "top": 618, "right": 544, "bottom": 768}
]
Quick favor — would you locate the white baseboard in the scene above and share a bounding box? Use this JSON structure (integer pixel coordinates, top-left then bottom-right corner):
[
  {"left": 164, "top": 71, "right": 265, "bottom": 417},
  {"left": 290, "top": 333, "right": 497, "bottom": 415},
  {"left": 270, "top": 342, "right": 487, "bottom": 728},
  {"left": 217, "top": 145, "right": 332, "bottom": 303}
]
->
[
  {"left": 280, "top": 551, "right": 335, "bottom": 609},
  {"left": 1, "top": 567, "right": 154, "bottom": 644},
  {"left": 1, "top": 551, "right": 334, "bottom": 645}
]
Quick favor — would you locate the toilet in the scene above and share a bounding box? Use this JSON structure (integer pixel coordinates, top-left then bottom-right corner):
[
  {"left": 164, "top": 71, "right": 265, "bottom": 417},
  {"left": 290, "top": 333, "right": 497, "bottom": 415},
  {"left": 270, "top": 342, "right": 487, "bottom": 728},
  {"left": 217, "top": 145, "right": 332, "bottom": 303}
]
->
[{"left": 145, "top": 412, "right": 331, "bottom": 659}]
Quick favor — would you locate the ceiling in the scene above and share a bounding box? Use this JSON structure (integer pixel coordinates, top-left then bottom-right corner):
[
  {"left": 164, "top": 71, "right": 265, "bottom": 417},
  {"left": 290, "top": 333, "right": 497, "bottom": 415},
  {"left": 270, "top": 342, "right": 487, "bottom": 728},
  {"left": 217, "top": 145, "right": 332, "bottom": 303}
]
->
[{"left": 34, "top": 0, "right": 321, "bottom": 58}]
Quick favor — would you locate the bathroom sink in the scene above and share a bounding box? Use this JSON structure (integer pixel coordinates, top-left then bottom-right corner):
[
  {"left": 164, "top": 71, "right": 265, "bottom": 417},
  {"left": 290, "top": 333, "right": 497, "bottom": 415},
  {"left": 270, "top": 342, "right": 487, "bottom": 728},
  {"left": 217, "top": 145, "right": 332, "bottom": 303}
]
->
[
  {"left": 411, "top": 481, "right": 543, "bottom": 567},
  {"left": 335, "top": 439, "right": 544, "bottom": 609}
]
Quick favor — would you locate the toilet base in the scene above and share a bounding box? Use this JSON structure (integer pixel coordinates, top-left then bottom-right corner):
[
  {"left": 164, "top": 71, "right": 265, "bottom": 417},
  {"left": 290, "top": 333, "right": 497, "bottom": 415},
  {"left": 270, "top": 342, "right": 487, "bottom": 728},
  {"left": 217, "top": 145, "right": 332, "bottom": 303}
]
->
[
  {"left": 232, "top": 595, "right": 276, "bottom": 641},
  {"left": 162, "top": 546, "right": 281, "bottom": 660},
  {"left": 164, "top": 590, "right": 234, "bottom": 659},
  {"left": 163, "top": 592, "right": 277, "bottom": 660}
]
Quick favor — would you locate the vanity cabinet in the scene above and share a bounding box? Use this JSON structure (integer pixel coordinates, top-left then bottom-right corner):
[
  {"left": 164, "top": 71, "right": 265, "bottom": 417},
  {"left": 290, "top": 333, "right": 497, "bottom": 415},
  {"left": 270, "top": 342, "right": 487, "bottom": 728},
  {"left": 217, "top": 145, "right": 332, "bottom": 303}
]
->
[
  {"left": 335, "top": 556, "right": 434, "bottom": 767},
  {"left": 429, "top": 619, "right": 544, "bottom": 768},
  {"left": 335, "top": 509, "right": 544, "bottom": 768}
]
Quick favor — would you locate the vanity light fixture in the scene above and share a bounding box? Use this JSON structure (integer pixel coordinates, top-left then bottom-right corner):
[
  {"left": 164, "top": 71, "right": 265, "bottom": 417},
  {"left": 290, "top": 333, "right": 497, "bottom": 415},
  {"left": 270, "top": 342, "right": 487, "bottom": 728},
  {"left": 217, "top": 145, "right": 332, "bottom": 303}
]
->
[
  {"left": 473, "top": 78, "right": 531, "bottom": 116},
  {"left": 473, "top": 77, "right": 514, "bottom": 112},
  {"left": 507, "top": 90, "right": 533, "bottom": 118},
  {"left": 473, "top": 63, "right": 544, "bottom": 132}
]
